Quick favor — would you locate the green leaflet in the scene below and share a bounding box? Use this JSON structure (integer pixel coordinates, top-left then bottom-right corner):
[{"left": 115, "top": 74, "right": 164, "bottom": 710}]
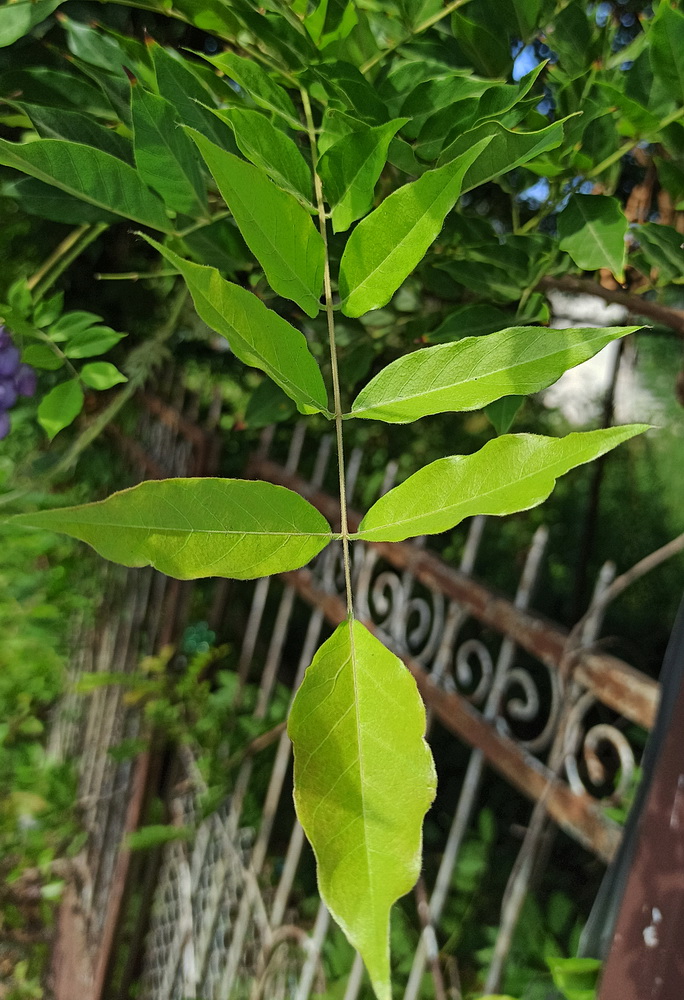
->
[
  {"left": 557, "top": 194, "right": 628, "bottom": 281},
  {"left": 649, "top": 1, "right": 684, "bottom": 103},
  {"left": 318, "top": 118, "right": 408, "bottom": 233},
  {"left": 484, "top": 395, "right": 524, "bottom": 435},
  {"left": 12, "top": 101, "right": 133, "bottom": 163},
  {"left": 131, "top": 85, "right": 209, "bottom": 218},
  {"left": 80, "top": 362, "right": 128, "bottom": 390},
  {"left": 143, "top": 236, "right": 329, "bottom": 416},
  {"left": 0, "top": 0, "right": 63, "bottom": 47},
  {"left": 202, "top": 50, "right": 301, "bottom": 128},
  {"left": 216, "top": 107, "right": 313, "bottom": 205},
  {"left": 0, "top": 137, "right": 171, "bottom": 231},
  {"left": 37, "top": 380, "right": 84, "bottom": 441},
  {"left": 288, "top": 620, "right": 436, "bottom": 1000},
  {"left": 438, "top": 118, "right": 572, "bottom": 188},
  {"left": 190, "top": 131, "right": 325, "bottom": 317},
  {"left": 356, "top": 426, "right": 649, "bottom": 543},
  {"left": 4, "top": 177, "right": 120, "bottom": 225},
  {"left": 151, "top": 43, "right": 234, "bottom": 151},
  {"left": 338, "top": 137, "right": 492, "bottom": 318},
  {"left": 350, "top": 326, "right": 640, "bottom": 423},
  {"left": 636, "top": 223, "right": 684, "bottom": 285},
  {"left": 12, "top": 479, "right": 332, "bottom": 580}
]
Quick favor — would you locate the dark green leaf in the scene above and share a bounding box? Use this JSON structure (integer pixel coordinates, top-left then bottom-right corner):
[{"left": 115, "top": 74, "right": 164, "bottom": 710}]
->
[
  {"left": 318, "top": 118, "right": 408, "bottom": 232},
  {"left": 12, "top": 102, "right": 133, "bottom": 163},
  {"left": 202, "top": 50, "right": 300, "bottom": 127},
  {"left": 649, "top": 1, "right": 684, "bottom": 104},
  {"left": 2, "top": 176, "right": 120, "bottom": 225},
  {"left": 217, "top": 107, "right": 313, "bottom": 204},
  {"left": 0, "top": 0, "right": 63, "bottom": 48},
  {"left": 131, "top": 84, "right": 209, "bottom": 217},
  {"left": 0, "top": 138, "right": 172, "bottom": 231},
  {"left": 484, "top": 396, "right": 524, "bottom": 435},
  {"left": 151, "top": 43, "right": 235, "bottom": 150},
  {"left": 428, "top": 305, "right": 512, "bottom": 343},
  {"left": 438, "top": 119, "right": 572, "bottom": 190},
  {"left": 244, "top": 380, "right": 296, "bottom": 428},
  {"left": 557, "top": 194, "right": 627, "bottom": 280},
  {"left": 22, "top": 344, "right": 63, "bottom": 371}
]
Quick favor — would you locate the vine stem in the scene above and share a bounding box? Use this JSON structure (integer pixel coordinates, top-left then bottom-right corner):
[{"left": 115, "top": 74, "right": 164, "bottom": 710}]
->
[{"left": 301, "top": 87, "right": 354, "bottom": 621}]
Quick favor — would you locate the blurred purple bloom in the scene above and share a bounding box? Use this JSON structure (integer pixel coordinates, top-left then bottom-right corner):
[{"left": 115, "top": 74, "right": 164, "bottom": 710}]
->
[
  {"left": 0, "top": 345, "right": 20, "bottom": 377},
  {"left": 14, "top": 364, "right": 37, "bottom": 398},
  {"left": 0, "top": 411, "right": 10, "bottom": 440},
  {"left": 0, "top": 378, "right": 18, "bottom": 410}
]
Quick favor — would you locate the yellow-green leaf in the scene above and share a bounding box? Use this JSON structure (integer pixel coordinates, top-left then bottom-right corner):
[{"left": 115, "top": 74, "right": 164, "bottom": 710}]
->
[
  {"left": 350, "top": 326, "right": 640, "bottom": 423},
  {"left": 357, "top": 426, "right": 649, "bottom": 543},
  {"left": 189, "top": 130, "right": 325, "bottom": 317},
  {"left": 338, "top": 137, "right": 492, "bottom": 318},
  {"left": 289, "top": 620, "right": 436, "bottom": 1000},
  {"left": 12, "top": 479, "right": 332, "bottom": 580},
  {"left": 143, "top": 237, "right": 329, "bottom": 416}
]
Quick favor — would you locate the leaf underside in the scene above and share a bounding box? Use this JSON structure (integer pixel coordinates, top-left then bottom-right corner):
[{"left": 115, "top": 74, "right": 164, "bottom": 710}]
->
[
  {"left": 12, "top": 478, "right": 332, "bottom": 580},
  {"left": 288, "top": 619, "right": 436, "bottom": 1000},
  {"left": 351, "top": 325, "right": 640, "bottom": 422},
  {"left": 357, "top": 426, "right": 649, "bottom": 542}
]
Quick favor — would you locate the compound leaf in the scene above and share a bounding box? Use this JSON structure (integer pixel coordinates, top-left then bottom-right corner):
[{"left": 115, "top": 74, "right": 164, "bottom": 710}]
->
[
  {"left": 557, "top": 194, "right": 628, "bottom": 281},
  {"left": 351, "top": 326, "right": 640, "bottom": 423},
  {"left": 357, "top": 426, "right": 648, "bottom": 542},
  {"left": 13, "top": 479, "right": 332, "bottom": 580},
  {"left": 0, "top": 137, "right": 171, "bottom": 231},
  {"left": 190, "top": 131, "right": 324, "bottom": 317},
  {"left": 289, "top": 619, "right": 436, "bottom": 1000},
  {"left": 143, "top": 236, "right": 329, "bottom": 415},
  {"left": 339, "top": 137, "right": 492, "bottom": 317}
]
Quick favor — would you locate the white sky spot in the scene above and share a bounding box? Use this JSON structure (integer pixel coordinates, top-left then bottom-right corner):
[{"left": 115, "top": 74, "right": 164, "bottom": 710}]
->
[{"left": 542, "top": 291, "right": 664, "bottom": 426}]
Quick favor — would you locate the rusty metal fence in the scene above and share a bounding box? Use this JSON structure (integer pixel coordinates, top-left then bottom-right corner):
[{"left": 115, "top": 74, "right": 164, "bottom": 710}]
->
[{"left": 47, "top": 387, "right": 660, "bottom": 1000}]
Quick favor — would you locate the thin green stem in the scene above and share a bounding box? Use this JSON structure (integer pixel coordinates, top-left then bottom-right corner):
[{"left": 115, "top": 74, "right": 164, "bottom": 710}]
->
[
  {"left": 175, "top": 210, "right": 231, "bottom": 240},
  {"left": 360, "top": 0, "right": 472, "bottom": 74},
  {"left": 95, "top": 269, "right": 180, "bottom": 281},
  {"left": 30, "top": 224, "right": 108, "bottom": 302},
  {"left": 301, "top": 88, "right": 354, "bottom": 620}
]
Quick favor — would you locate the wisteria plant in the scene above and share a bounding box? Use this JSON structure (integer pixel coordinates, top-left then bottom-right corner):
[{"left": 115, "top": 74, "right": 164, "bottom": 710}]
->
[{"left": 2, "top": 0, "right": 679, "bottom": 995}]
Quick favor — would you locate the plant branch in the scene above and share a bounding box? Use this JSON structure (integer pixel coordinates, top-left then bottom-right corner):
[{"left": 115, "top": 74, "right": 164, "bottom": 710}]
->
[
  {"left": 587, "top": 106, "right": 684, "bottom": 178},
  {"left": 301, "top": 88, "right": 354, "bottom": 620},
  {"left": 360, "top": 0, "right": 472, "bottom": 74},
  {"left": 537, "top": 275, "right": 684, "bottom": 338}
]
